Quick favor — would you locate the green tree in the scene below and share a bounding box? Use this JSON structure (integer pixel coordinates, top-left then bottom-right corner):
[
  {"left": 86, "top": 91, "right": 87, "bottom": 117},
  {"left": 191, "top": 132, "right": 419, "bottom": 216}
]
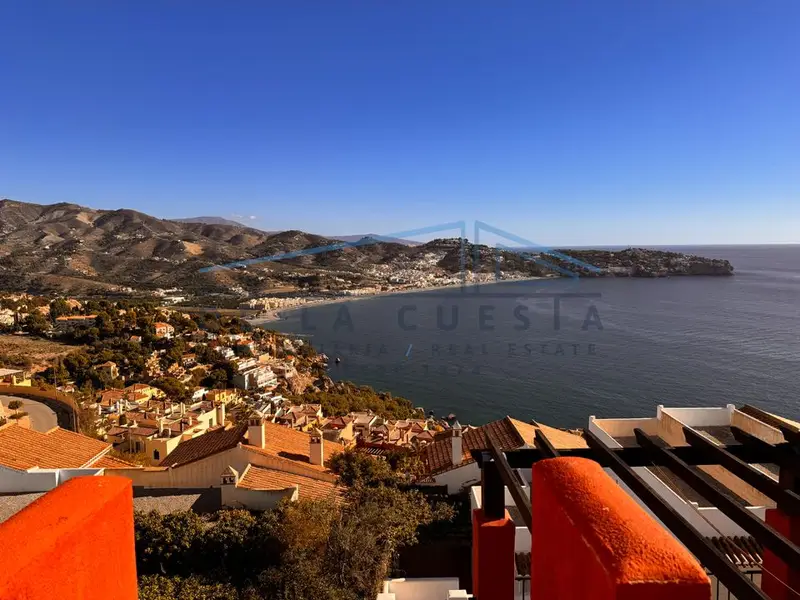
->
[
  {"left": 49, "top": 298, "right": 71, "bottom": 320},
  {"left": 134, "top": 510, "right": 206, "bottom": 576},
  {"left": 328, "top": 448, "right": 396, "bottom": 488},
  {"left": 138, "top": 575, "right": 240, "bottom": 600},
  {"left": 24, "top": 312, "right": 50, "bottom": 335},
  {"left": 151, "top": 377, "right": 189, "bottom": 401},
  {"left": 202, "top": 368, "right": 230, "bottom": 389}
]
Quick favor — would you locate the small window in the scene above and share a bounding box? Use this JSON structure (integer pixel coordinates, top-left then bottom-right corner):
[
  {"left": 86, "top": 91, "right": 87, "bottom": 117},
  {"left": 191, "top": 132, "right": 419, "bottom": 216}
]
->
[{"left": 153, "top": 449, "right": 160, "bottom": 460}]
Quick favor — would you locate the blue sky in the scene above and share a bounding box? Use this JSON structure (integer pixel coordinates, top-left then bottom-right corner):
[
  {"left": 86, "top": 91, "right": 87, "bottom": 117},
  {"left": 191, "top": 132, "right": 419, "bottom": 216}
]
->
[{"left": 1, "top": 2, "right": 798, "bottom": 245}]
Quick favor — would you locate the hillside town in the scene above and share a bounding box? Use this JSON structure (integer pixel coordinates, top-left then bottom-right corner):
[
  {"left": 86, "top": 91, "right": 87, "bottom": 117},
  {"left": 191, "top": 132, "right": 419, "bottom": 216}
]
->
[
  {"left": 0, "top": 293, "right": 553, "bottom": 492},
  {"left": 0, "top": 292, "right": 790, "bottom": 599}
]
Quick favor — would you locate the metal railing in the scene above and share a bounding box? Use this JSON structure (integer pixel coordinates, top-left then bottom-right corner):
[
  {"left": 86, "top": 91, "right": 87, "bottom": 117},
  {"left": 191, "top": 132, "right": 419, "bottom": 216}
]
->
[{"left": 514, "top": 575, "right": 530, "bottom": 600}]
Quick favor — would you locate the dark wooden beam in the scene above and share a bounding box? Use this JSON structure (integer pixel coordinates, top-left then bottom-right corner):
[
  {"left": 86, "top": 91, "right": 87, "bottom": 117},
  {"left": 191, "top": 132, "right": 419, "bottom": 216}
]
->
[
  {"left": 730, "top": 426, "right": 800, "bottom": 480},
  {"left": 471, "top": 439, "right": 789, "bottom": 469},
  {"left": 534, "top": 429, "right": 560, "bottom": 459},
  {"left": 583, "top": 430, "right": 769, "bottom": 600},
  {"left": 683, "top": 426, "right": 800, "bottom": 515},
  {"left": 486, "top": 433, "right": 533, "bottom": 531},
  {"left": 634, "top": 428, "right": 800, "bottom": 572},
  {"left": 480, "top": 452, "right": 505, "bottom": 521}
]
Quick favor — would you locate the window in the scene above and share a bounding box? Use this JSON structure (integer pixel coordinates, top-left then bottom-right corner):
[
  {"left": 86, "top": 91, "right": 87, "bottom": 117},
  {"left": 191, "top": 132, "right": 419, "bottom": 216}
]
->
[{"left": 153, "top": 449, "right": 160, "bottom": 460}]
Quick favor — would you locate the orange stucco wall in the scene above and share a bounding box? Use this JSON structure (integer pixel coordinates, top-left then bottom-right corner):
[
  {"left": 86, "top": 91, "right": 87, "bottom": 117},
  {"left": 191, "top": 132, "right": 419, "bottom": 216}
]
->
[
  {"left": 531, "top": 457, "right": 710, "bottom": 600},
  {"left": 0, "top": 477, "right": 137, "bottom": 600}
]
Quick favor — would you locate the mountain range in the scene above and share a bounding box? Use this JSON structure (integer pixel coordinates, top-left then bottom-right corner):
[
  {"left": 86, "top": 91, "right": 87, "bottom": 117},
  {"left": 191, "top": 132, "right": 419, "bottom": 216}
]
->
[
  {"left": 0, "top": 199, "right": 549, "bottom": 296},
  {"left": 175, "top": 216, "right": 419, "bottom": 246},
  {"left": 0, "top": 199, "right": 733, "bottom": 298}
]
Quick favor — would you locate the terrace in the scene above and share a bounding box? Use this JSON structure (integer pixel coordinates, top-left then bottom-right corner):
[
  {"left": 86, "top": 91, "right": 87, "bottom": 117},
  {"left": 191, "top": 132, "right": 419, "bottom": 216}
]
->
[{"left": 2, "top": 405, "right": 799, "bottom": 599}]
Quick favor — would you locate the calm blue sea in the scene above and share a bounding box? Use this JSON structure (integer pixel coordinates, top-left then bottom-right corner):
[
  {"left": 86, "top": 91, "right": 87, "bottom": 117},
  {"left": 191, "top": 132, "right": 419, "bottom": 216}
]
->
[{"left": 268, "top": 245, "right": 800, "bottom": 428}]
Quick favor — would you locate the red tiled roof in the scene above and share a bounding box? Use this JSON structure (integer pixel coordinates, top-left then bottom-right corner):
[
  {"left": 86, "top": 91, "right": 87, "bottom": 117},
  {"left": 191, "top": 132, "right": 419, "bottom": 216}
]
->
[
  {"left": 90, "top": 454, "right": 137, "bottom": 469},
  {"left": 0, "top": 424, "right": 110, "bottom": 470},
  {"left": 124, "top": 383, "right": 152, "bottom": 393},
  {"left": 99, "top": 390, "right": 125, "bottom": 406},
  {"left": 243, "top": 422, "right": 341, "bottom": 473},
  {"left": 55, "top": 315, "right": 96, "bottom": 321},
  {"left": 159, "top": 424, "right": 246, "bottom": 468},
  {"left": 238, "top": 464, "right": 341, "bottom": 501},
  {"left": 323, "top": 416, "right": 352, "bottom": 430},
  {"left": 421, "top": 417, "right": 526, "bottom": 475},
  {"left": 420, "top": 418, "right": 585, "bottom": 476}
]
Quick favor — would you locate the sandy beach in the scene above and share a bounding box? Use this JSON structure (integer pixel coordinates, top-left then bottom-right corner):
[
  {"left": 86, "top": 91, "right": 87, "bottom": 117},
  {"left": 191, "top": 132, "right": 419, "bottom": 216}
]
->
[{"left": 248, "top": 275, "right": 552, "bottom": 326}]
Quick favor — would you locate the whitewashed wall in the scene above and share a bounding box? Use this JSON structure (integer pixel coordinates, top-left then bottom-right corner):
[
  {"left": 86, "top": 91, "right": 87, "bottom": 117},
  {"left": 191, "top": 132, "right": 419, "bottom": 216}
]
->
[
  {"left": 381, "top": 577, "right": 460, "bottom": 600},
  {"left": 221, "top": 484, "right": 296, "bottom": 510}
]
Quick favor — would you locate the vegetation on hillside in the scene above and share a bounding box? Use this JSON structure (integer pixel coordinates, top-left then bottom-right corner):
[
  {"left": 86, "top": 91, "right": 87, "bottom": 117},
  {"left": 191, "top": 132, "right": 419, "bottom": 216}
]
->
[
  {"left": 291, "top": 381, "right": 422, "bottom": 421},
  {"left": 135, "top": 480, "right": 454, "bottom": 600}
]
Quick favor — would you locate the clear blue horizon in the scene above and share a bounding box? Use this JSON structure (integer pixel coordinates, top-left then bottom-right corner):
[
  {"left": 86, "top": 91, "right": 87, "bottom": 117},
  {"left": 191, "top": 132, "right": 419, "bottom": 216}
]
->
[{"left": 2, "top": 2, "right": 798, "bottom": 246}]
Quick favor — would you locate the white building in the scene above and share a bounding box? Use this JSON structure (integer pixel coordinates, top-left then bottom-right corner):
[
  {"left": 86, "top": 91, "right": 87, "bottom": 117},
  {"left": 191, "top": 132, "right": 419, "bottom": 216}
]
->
[
  {"left": 104, "top": 418, "right": 344, "bottom": 510},
  {"left": 232, "top": 365, "right": 277, "bottom": 390}
]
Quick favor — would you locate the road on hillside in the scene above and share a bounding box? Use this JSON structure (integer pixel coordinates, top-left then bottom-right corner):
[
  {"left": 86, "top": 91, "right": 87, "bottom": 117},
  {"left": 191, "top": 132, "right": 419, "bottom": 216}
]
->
[{"left": 0, "top": 395, "right": 58, "bottom": 432}]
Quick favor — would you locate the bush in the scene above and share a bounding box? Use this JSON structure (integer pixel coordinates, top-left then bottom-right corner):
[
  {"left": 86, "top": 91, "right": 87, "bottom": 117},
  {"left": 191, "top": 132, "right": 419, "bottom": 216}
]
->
[
  {"left": 138, "top": 574, "right": 242, "bottom": 600},
  {"left": 133, "top": 491, "right": 454, "bottom": 600}
]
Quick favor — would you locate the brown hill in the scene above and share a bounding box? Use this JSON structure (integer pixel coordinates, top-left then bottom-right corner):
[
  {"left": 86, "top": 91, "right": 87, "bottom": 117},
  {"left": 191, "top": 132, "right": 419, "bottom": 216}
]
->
[{"left": 0, "top": 199, "right": 733, "bottom": 297}]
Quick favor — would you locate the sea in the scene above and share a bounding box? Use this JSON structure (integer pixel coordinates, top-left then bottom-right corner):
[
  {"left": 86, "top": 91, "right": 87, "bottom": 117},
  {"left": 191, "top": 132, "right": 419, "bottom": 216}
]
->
[{"left": 266, "top": 245, "right": 800, "bottom": 428}]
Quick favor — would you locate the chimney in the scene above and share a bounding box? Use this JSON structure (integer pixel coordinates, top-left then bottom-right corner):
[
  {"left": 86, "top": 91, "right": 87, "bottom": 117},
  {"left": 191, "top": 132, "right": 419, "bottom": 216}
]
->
[
  {"left": 248, "top": 416, "right": 265, "bottom": 449},
  {"left": 220, "top": 466, "right": 238, "bottom": 486},
  {"left": 158, "top": 417, "right": 166, "bottom": 436},
  {"left": 216, "top": 402, "right": 226, "bottom": 427},
  {"left": 310, "top": 431, "right": 324, "bottom": 466},
  {"left": 180, "top": 402, "right": 186, "bottom": 416},
  {"left": 451, "top": 420, "right": 463, "bottom": 466}
]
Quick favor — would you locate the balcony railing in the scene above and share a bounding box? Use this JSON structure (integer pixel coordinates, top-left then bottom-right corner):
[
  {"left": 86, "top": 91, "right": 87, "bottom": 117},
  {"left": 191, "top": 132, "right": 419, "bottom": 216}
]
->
[{"left": 471, "top": 406, "right": 800, "bottom": 600}]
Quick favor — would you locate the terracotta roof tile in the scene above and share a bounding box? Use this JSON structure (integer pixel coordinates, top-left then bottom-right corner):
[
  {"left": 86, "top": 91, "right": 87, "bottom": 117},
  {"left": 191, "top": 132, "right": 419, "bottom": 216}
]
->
[
  {"left": 0, "top": 424, "right": 110, "bottom": 470},
  {"left": 238, "top": 464, "right": 341, "bottom": 501},
  {"left": 159, "top": 424, "right": 247, "bottom": 468},
  {"left": 530, "top": 422, "right": 587, "bottom": 449},
  {"left": 90, "top": 454, "right": 137, "bottom": 468},
  {"left": 421, "top": 417, "right": 526, "bottom": 475},
  {"left": 243, "top": 422, "right": 341, "bottom": 473}
]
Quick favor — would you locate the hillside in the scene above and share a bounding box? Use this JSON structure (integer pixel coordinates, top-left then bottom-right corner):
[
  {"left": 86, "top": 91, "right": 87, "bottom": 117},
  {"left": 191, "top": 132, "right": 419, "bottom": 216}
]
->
[
  {"left": 0, "top": 199, "right": 733, "bottom": 297},
  {"left": 172, "top": 216, "right": 248, "bottom": 227}
]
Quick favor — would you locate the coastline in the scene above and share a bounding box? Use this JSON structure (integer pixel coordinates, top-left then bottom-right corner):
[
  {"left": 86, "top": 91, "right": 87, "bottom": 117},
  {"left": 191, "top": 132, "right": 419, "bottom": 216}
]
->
[{"left": 248, "top": 275, "right": 553, "bottom": 326}]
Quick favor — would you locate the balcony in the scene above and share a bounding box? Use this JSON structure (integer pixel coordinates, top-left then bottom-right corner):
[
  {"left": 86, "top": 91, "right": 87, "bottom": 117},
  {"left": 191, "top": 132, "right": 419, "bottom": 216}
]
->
[
  {"left": 1, "top": 404, "right": 799, "bottom": 599},
  {"left": 470, "top": 405, "right": 800, "bottom": 600}
]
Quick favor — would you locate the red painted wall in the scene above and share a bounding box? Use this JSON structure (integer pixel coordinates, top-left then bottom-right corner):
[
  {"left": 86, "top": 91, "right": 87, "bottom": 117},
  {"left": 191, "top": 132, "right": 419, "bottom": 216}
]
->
[
  {"left": 472, "top": 508, "right": 515, "bottom": 599},
  {"left": 531, "top": 457, "right": 710, "bottom": 600},
  {"left": 762, "top": 508, "right": 800, "bottom": 600},
  {"left": 0, "top": 477, "right": 138, "bottom": 600}
]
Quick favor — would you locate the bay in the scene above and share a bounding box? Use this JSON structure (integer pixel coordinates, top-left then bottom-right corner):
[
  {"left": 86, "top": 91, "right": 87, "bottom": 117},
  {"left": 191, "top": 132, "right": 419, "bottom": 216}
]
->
[{"left": 267, "top": 245, "right": 800, "bottom": 428}]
